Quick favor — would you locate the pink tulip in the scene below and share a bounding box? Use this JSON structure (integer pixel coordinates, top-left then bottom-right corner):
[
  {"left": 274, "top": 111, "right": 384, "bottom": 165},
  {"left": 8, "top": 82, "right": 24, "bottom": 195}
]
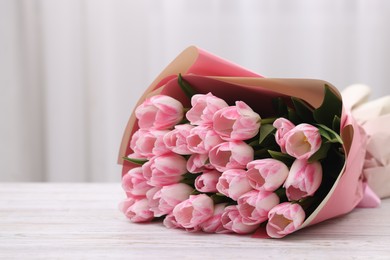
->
[
  {"left": 172, "top": 194, "right": 214, "bottom": 229},
  {"left": 221, "top": 205, "right": 260, "bottom": 234},
  {"left": 213, "top": 101, "right": 261, "bottom": 141},
  {"left": 284, "top": 123, "right": 321, "bottom": 160},
  {"left": 135, "top": 95, "right": 184, "bottom": 130},
  {"left": 163, "top": 213, "right": 202, "bottom": 233},
  {"left": 119, "top": 195, "right": 138, "bottom": 215},
  {"left": 237, "top": 190, "right": 280, "bottom": 225},
  {"left": 187, "top": 126, "right": 223, "bottom": 154},
  {"left": 216, "top": 169, "right": 253, "bottom": 200},
  {"left": 120, "top": 197, "right": 154, "bottom": 223},
  {"left": 186, "top": 93, "right": 228, "bottom": 126},
  {"left": 209, "top": 141, "right": 254, "bottom": 172},
  {"left": 186, "top": 153, "right": 214, "bottom": 173},
  {"left": 273, "top": 118, "right": 295, "bottom": 153},
  {"left": 246, "top": 159, "right": 289, "bottom": 191},
  {"left": 142, "top": 153, "right": 187, "bottom": 187},
  {"left": 284, "top": 159, "right": 323, "bottom": 201},
  {"left": 194, "top": 170, "right": 222, "bottom": 193},
  {"left": 266, "top": 202, "right": 305, "bottom": 238},
  {"left": 163, "top": 213, "right": 180, "bottom": 229},
  {"left": 163, "top": 124, "right": 194, "bottom": 155},
  {"left": 122, "top": 167, "right": 152, "bottom": 196},
  {"left": 145, "top": 186, "right": 161, "bottom": 215},
  {"left": 200, "top": 203, "right": 230, "bottom": 233},
  {"left": 130, "top": 129, "right": 170, "bottom": 159},
  {"left": 146, "top": 183, "right": 193, "bottom": 217}
]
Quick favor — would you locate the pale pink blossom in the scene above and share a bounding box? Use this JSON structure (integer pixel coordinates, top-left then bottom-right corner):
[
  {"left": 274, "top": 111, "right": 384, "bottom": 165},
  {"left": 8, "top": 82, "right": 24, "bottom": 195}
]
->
[
  {"left": 119, "top": 195, "right": 138, "bottom": 215},
  {"left": 122, "top": 167, "right": 152, "bottom": 196},
  {"left": 200, "top": 203, "right": 230, "bottom": 233},
  {"left": 273, "top": 118, "right": 295, "bottom": 153},
  {"left": 186, "top": 153, "right": 214, "bottom": 173},
  {"left": 209, "top": 141, "right": 254, "bottom": 172},
  {"left": 172, "top": 194, "right": 214, "bottom": 229},
  {"left": 142, "top": 154, "right": 187, "bottom": 187},
  {"left": 163, "top": 124, "right": 194, "bottom": 155},
  {"left": 246, "top": 159, "right": 289, "bottom": 191},
  {"left": 284, "top": 159, "right": 323, "bottom": 201},
  {"left": 163, "top": 213, "right": 180, "bottom": 229},
  {"left": 130, "top": 129, "right": 170, "bottom": 159},
  {"left": 186, "top": 93, "right": 228, "bottom": 126},
  {"left": 216, "top": 169, "right": 253, "bottom": 200},
  {"left": 163, "top": 213, "right": 202, "bottom": 233},
  {"left": 194, "top": 170, "right": 222, "bottom": 193},
  {"left": 187, "top": 126, "right": 223, "bottom": 154},
  {"left": 221, "top": 205, "right": 260, "bottom": 234},
  {"left": 213, "top": 101, "right": 260, "bottom": 141},
  {"left": 237, "top": 190, "right": 280, "bottom": 225},
  {"left": 120, "top": 197, "right": 154, "bottom": 223},
  {"left": 284, "top": 123, "right": 321, "bottom": 160},
  {"left": 146, "top": 183, "right": 193, "bottom": 217},
  {"left": 266, "top": 202, "right": 305, "bottom": 238},
  {"left": 145, "top": 186, "right": 161, "bottom": 215},
  {"left": 135, "top": 95, "right": 184, "bottom": 130}
]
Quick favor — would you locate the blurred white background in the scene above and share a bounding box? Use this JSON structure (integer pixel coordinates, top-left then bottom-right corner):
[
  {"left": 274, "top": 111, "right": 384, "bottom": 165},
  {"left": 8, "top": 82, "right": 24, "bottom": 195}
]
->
[{"left": 1, "top": 0, "right": 390, "bottom": 182}]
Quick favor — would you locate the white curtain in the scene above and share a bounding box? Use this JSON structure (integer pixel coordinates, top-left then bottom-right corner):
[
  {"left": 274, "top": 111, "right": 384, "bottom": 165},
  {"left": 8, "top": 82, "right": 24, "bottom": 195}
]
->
[{"left": 1, "top": 0, "right": 390, "bottom": 182}]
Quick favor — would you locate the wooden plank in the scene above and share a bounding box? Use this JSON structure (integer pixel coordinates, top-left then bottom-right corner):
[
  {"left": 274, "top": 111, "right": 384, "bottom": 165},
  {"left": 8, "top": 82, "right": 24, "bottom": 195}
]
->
[{"left": 0, "top": 183, "right": 389, "bottom": 259}]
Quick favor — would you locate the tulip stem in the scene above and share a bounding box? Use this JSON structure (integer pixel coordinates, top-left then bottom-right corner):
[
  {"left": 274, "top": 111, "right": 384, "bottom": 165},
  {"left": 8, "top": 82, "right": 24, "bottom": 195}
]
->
[
  {"left": 261, "top": 117, "right": 277, "bottom": 125},
  {"left": 254, "top": 148, "right": 269, "bottom": 156}
]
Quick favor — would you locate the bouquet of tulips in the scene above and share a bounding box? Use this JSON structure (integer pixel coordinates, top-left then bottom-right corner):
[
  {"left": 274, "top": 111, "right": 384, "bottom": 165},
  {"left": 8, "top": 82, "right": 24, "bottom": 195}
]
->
[{"left": 118, "top": 46, "right": 389, "bottom": 238}]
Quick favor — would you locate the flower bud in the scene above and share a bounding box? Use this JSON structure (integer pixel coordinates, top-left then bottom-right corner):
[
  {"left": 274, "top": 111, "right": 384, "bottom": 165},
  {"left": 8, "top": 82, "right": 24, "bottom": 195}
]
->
[
  {"left": 284, "top": 123, "right": 321, "bottom": 160},
  {"left": 209, "top": 141, "right": 254, "bottom": 172},
  {"left": 173, "top": 194, "right": 214, "bottom": 229},
  {"left": 284, "top": 159, "right": 323, "bottom": 201},
  {"left": 237, "top": 190, "right": 280, "bottom": 225},
  {"left": 213, "top": 101, "right": 260, "bottom": 141},
  {"left": 216, "top": 169, "right": 252, "bottom": 201},
  {"left": 266, "top": 202, "right": 305, "bottom": 238},
  {"left": 246, "top": 159, "right": 289, "bottom": 191},
  {"left": 186, "top": 93, "right": 228, "bottom": 126},
  {"left": 135, "top": 95, "right": 184, "bottom": 130}
]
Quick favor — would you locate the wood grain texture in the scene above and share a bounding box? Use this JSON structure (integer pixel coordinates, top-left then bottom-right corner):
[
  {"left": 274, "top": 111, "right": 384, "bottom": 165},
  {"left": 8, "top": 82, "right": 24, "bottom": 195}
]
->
[{"left": 0, "top": 183, "right": 389, "bottom": 259}]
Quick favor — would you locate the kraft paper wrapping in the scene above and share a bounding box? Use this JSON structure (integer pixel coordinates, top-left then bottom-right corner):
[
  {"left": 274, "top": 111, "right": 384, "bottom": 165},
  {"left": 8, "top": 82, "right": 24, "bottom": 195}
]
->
[{"left": 119, "top": 46, "right": 386, "bottom": 233}]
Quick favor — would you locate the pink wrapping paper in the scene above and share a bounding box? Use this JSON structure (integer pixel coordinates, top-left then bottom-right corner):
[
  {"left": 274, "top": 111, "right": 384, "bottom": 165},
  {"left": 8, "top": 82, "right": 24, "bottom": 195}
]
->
[
  {"left": 342, "top": 84, "right": 390, "bottom": 200},
  {"left": 119, "top": 46, "right": 385, "bottom": 235}
]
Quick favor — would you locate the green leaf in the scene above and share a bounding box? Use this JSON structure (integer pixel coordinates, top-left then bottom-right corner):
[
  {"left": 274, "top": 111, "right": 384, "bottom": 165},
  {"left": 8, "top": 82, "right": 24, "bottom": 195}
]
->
[
  {"left": 291, "top": 97, "right": 315, "bottom": 123},
  {"left": 178, "top": 74, "right": 196, "bottom": 99},
  {"left": 316, "top": 124, "right": 343, "bottom": 144},
  {"left": 308, "top": 142, "right": 331, "bottom": 162},
  {"left": 313, "top": 84, "right": 342, "bottom": 129},
  {"left": 317, "top": 126, "right": 332, "bottom": 141},
  {"left": 268, "top": 150, "right": 294, "bottom": 167},
  {"left": 258, "top": 124, "right": 276, "bottom": 146},
  {"left": 332, "top": 115, "right": 341, "bottom": 133},
  {"left": 122, "top": 157, "right": 148, "bottom": 165},
  {"left": 260, "top": 118, "right": 277, "bottom": 125}
]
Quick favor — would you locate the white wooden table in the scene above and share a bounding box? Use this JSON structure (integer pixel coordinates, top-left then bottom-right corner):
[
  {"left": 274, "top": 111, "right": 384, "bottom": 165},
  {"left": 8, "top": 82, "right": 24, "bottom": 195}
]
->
[{"left": 0, "top": 183, "right": 389, "bottom": 259}]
